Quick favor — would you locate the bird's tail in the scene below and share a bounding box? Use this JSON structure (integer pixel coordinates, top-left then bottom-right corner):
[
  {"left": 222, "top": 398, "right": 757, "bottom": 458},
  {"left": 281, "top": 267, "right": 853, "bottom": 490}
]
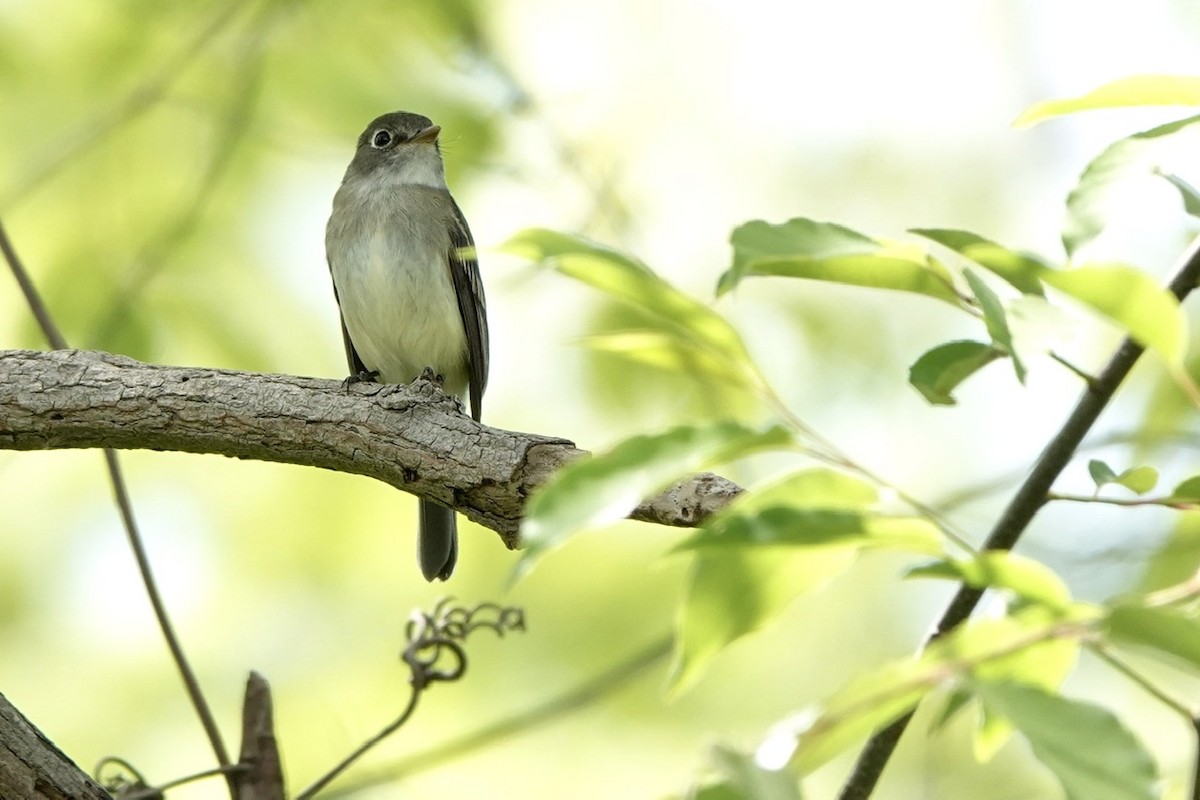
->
[{"left": 418, "top": 499, "right": 458, "bottom": 581}]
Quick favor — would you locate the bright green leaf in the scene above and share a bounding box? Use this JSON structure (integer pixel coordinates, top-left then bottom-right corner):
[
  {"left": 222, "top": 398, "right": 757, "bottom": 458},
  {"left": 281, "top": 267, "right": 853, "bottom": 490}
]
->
[
  {"left": 1088, "top": 461, "right": 1159, "bottom": 495},
  {"left": 1015, "top": 75, "right": 1200, "bottom": 127},
  {"left": 975, "top": 682, "right": 1158, "bottom": 800},
  {"left": 789, "top": 657, "right": 933, "bottom": 774},
  {"left": 789, "top": 608, "right": 1089, "bottom": 774},
  {"left": 911, "top": 228, "right": 1046, "bottom": 296},
  {"left": 1169, "top": 475, "right": 1200, "bottom": 502},
  {"left": 727, "top": 468, "right": 880, "bottom": 511},
  {"left": 722, "top": 218, "right": 963, "bottom": 305},
  {"left": 670, "top": 469, "right": 881, "bottom": 694},
  {"left": 1114, "top": 465, "right": 1159, "bottom": 495},
  {"left": 908, "top": 340, "right": 1004, "bottom": 406},
  {"left": 951, "top": 609, "right": 1086, "bottom": 761},
  {"left": 963, "top": 268, "right": 1026, "bottom": 382},
  {"left": 907, "top": 552, "right": 1072, "bottom": 611},
  {"left": 1106, "top": 604, "right": 1200, "bottom": 674},
  {"left": 520, "top": 422, "right": 792, "bottom": 563},
  {"left": 507, "top": 228, "right": 759, "bottom": 384},
  {"left": 671, "top": 547, "right": 858, "bottom": 695},
  {"left": 1160, "top": 171, "right": 1200, "bottom": 219},
  {"left": 1040, "top": 263, "right": 1186, "bottom": 365},
  {"left": 1060, "top": 114, "right": 1200, "bottom": 255},
  {"left": 677, "top": 508, "right": 941, "bottom": 555}
]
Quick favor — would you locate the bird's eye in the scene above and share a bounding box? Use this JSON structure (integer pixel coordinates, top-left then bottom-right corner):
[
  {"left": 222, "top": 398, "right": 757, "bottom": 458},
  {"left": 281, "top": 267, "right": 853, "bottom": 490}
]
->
[{"left": 371, "top": 129, "right": 393, "bottom": 148}]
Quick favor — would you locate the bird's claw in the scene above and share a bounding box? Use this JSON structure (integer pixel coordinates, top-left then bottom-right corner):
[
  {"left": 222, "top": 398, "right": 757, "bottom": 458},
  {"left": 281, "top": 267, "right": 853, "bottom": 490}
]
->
[{"left": 418, "top": 366, "right": 445, "bottom": 387}]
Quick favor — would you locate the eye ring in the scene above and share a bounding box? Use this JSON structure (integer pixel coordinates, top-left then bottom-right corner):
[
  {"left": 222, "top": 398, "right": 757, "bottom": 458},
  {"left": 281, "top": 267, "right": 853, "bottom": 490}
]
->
[{"left": 371, "top": 129, "right": 393, "bottom": 149}]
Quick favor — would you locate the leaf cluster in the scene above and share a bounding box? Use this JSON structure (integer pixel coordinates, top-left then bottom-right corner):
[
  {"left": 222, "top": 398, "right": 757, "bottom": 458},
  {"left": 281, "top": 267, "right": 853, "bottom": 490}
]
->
[{"left": 512, "top": 75, "right": 1200, "bottom": 799}]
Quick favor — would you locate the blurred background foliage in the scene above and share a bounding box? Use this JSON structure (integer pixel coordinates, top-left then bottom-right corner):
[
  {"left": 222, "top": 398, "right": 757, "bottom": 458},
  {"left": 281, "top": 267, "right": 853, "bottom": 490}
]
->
[{"left": 3, "top": 0, "right": 1200, "bottom": 798}]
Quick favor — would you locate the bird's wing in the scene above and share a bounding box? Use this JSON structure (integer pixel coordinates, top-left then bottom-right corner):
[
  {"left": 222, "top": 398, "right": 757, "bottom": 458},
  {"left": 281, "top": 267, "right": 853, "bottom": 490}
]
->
[
  {"left": 447, "top": 198, "right": 489, "bottom": 421},
  {"left": 328, "top": 259, "right": 370, "bottom": 378}
]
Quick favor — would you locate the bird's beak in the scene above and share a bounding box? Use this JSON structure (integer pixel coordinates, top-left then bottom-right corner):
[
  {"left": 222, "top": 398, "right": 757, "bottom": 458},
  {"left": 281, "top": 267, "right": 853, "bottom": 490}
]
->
[{"left": 412, "top": 125, "right": 441, "bottom": 144}]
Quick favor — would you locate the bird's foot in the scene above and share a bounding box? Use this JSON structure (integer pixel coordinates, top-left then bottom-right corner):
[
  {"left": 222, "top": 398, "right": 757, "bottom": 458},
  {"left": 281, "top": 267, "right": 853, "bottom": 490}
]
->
[{"left": 417, "top": 366, "right": 445, "bottom": 387}]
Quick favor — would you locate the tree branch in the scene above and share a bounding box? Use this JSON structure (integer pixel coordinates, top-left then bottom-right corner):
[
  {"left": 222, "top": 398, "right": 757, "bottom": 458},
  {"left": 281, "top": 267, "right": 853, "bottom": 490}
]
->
[
  {"left": 837, "top": 235, "right": 1200, "bottom": 799},
  {"left": 0, "top": 348, "right": 741, "bottom": 545},
  {"left": 0, "top": 689, "right": 111, "bottom": 799}
]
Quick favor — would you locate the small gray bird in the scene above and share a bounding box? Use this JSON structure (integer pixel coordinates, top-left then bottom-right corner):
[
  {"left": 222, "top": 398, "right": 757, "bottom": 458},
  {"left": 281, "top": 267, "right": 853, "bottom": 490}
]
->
[{"left": 326, "top": 111, "right": 488, "bottom": 581}]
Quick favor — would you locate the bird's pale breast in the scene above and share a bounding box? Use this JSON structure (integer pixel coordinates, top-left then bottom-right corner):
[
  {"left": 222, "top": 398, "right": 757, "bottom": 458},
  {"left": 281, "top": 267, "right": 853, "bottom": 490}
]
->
[{"left": 327, "top": 186, "right": 469, "bottom": 395}]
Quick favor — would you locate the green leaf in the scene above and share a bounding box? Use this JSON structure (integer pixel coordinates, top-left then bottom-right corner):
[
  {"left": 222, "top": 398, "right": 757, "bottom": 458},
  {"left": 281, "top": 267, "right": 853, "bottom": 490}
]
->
[
  {"left": 908, "top": 340, "right": 1004, "bottom": 406},
  {"left": 963, "top": 268, "right": 1026, "bottom": 382},
  {"left": 787, "top": 657, "right": 934, "bottom": 774},
  {"left": 911, "top": 228, "right": 1046, "bottom": 296},
  {"left": 1040, "top": 263, "right": 1186, "bottom": 365},
  {"left": 787, "top": 608, "right": 1089, "bottom": 774},
  {"left": 1089, "top": 459, "right": 1118, "bottom": 488},
  {"left": 1088, "top": 461, "right": 1159, "bottom": 495},
  {"left": 1169, "top": 475, "right": 1200, "bottom": 502},
  {"left": 907, "top": 552, "right": 1072, "bottom": 611},
  {"left": 975, "top": 682, "right": 1158, "bottom": 800},
  {"left": 678, "top": 508, "right": 941, "bottom": 555},
  {"left": 1060, "top": 114, "right": 1200, "bottom": 255},
  {"left": 669, "top": 469, "right": 882, "bottom": 694},
  {"left": 1015, "top": 75, "right": 1200, "bottom": 127},
  {"left": 507, "top": 228, "right": 759, "bottom": 385},
  {"left": 672, "top": 548, "right": 858, "bottom": 695},
  {"left": 722, "top": 218, "right": 962, "bottom": 305},
  {"left": 1113, "top": 465, "right": 1159, "bottom": 495},
  {"left": 1160, "top": 171, "right": 1200, "bottom": 219},
  {"left": 1106, "top": 604, "right": 1200, "bottom": 673},
  {"left": 930, "top": 686, "right": 974, "bottom": 734},
  {"left": 520, "top": 422, "right": 792, "bottom": 564},
  {"left": 697, "top": 745, "right": 804, "bottom": 800}
]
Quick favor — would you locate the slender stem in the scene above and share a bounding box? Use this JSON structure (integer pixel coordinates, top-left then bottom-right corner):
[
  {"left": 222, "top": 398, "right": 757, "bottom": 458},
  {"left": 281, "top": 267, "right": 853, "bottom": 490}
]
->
[
  {"left": 0, "top": 219, "right": 234, "bottom": 795},
  {"left": 295, "top": 687, "right": 423, "bottom": 800},
  {"left": 1089, "top": 645, "right": 1193, "bottom": 720},
  {"left": 122, "top": 764, "right": 246, "bottom": 799},
  {"left": 837, "top": 236, "right": 1200, "bottom": 800},
  {"left": 1090, "top": 644, "right": 1200, "bottom": 800},
  {"left": 1, "top": 222, "right": 67, "bottom": 349},
  {"left": 103, "top": 449, "right": 234, "bottom": 784},
  {"left": 1047, "top": 491, "right": 1197, "bottom": 509},
  {"left": 322, "top": 636, "right": 672, "bottom": 797},
  {"left": 1194, "top": 716, "right": 1200, "bottom": 800},
  {"left": 764, "top": 388, "right": 977, "bottom": 555},
  {"left": 1048, "top": 350, "right": 1100, "bottom": 388}
]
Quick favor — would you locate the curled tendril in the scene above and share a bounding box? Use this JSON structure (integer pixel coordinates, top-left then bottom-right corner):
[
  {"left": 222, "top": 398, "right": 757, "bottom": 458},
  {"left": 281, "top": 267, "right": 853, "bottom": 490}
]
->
[
  {"left": 402, "top": 599, "right": 526, "bottom": 690},
  {"left": 95, "top": 757, "right": 161, "bottom": 800}
]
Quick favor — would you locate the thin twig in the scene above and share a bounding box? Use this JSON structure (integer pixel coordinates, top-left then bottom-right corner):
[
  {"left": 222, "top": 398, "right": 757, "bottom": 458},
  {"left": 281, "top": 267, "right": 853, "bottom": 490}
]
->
[
  {"left": 0, "top": 219, "right": 234, "bottom": 796},
  {"left": 1048, "top": 350, "right": 1100, "bottom": 388},
  {"left": 294, "top": 689, "right": 421, "bottom": 800},
  {"left": 323, "top": 636, "right": 672, "bottom": 797},
  {"left": 837, "top": 236, "right": 1200, "bottom": 800},
  {"left": 1, "top": 223, "right": 67, "bottom": 349},
  {"left": 120, "top": 764, "right": 247, "bottom": 800},
  {"left": 1193, "top": 716, "right": 1200, "bottom": 800},
  {"left": 1092, "top": 644, "right": 1200, "bottom": 800},
  {"left": 1089, "top": 645, "right": 1194, "bottom": 720},
  {"left": 1046, "top": 491, "right": 1198, "bottom": 509}
]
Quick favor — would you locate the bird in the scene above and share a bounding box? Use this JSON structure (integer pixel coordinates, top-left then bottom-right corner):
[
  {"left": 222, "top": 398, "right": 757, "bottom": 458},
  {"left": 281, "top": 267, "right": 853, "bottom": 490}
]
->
[{"left": 325, "top": 111, "right": 488, "bottom": 581}]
